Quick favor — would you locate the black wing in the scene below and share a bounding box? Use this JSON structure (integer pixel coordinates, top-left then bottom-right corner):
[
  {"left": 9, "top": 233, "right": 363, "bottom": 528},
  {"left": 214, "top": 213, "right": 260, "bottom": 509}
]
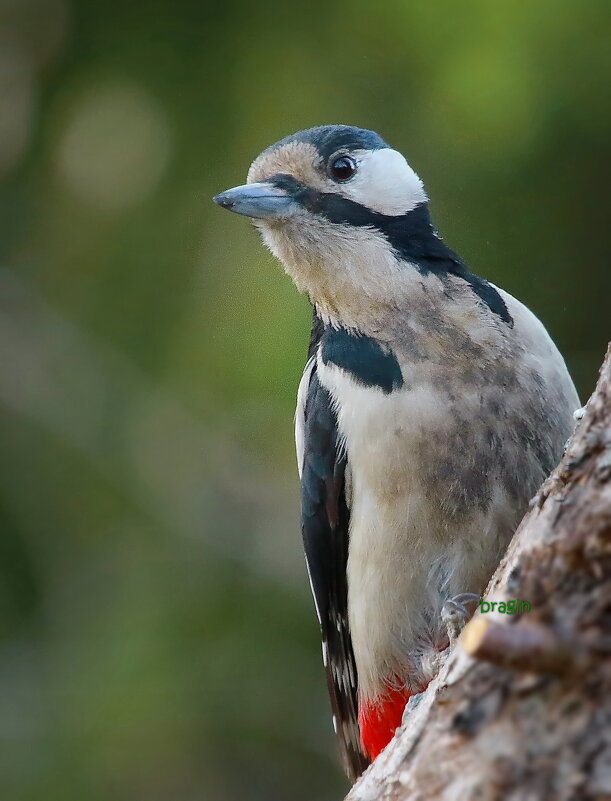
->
[{"left": 300, "top": 313, "right": 369, "bottom": 782}]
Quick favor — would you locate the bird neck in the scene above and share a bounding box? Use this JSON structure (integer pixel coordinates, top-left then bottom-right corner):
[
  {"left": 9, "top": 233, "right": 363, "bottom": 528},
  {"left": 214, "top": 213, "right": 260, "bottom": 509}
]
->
[
  {"left": 259, "top": 216, "right": 429, "bottom": 331},
  {"left": 257, "top": 205, "right": 511, "bottom": 335}
]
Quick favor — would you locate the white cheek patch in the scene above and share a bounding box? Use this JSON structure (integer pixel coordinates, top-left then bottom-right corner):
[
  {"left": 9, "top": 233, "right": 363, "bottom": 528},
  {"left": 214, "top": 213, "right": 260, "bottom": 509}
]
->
[{"left": 340, "top": 148, "right": 427, "bottom": 216}]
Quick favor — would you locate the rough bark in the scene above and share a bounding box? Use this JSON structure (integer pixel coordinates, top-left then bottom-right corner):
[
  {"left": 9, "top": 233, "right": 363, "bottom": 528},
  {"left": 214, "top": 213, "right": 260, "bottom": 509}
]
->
[{"left": 346, "top": 344, "right": 611, "bottom": 801}]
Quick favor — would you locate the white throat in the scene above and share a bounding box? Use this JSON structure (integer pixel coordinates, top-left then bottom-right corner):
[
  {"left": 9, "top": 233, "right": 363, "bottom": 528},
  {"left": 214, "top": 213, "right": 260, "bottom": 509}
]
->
[{"left": 257, "top": 216, "right": 419, "bottom": 330}]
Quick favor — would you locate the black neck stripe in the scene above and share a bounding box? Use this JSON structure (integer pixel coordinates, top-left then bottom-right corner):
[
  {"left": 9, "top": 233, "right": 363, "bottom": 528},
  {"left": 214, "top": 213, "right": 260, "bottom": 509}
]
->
[{"left": 270, "top": 174, "right": 513, "bottom": 327}]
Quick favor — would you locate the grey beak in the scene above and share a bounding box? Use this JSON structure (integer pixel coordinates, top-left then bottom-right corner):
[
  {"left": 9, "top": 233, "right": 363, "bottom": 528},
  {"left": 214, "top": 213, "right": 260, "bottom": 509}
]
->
[{"left": 213, "top": 182, "right": 298, "bottom": 220}]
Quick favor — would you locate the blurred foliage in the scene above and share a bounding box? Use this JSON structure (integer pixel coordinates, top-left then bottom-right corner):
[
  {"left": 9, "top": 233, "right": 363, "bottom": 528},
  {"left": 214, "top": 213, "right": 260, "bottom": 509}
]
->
[{"left": 0, "top": 0, "right": 609, "bottom": 799}]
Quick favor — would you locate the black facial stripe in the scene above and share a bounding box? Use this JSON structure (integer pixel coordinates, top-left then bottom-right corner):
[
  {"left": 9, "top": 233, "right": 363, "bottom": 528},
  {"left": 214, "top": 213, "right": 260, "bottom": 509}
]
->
[
  {"left": 269, "top": 174, "right": 514, "bottom": 327},
  {"left": 321, "top": 325, "right": 404, "bottom": 394},
  {"left": 271, "top": 173, "right": 388, "bottom": 226}
]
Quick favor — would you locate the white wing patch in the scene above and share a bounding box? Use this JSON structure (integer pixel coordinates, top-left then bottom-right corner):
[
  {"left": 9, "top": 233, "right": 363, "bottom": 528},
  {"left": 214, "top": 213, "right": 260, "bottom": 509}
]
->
[
  {"left": 304, "top": 554, "right": 322, "bottom": 624},
  {"left": 295, "top": 355, "right": 316, "bottom": 478}
]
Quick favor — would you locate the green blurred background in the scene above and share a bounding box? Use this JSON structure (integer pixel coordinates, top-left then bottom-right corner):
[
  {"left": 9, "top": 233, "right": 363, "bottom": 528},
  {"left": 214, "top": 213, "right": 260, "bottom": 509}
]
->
[{"left": 0, "top": 1, "right": 609, "bottom": 799}]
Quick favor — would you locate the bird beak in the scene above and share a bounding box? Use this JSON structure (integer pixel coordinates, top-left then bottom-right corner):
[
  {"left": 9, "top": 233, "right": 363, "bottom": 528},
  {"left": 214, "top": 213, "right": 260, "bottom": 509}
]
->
[{"left": 213, "top": 182, "right": 298, "bottom": 220}]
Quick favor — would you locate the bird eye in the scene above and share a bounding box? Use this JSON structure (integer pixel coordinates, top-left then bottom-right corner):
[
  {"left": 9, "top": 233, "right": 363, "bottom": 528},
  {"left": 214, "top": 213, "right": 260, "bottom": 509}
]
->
[{"left": 328, "top": 155, "right": 357, "bottom": 182}]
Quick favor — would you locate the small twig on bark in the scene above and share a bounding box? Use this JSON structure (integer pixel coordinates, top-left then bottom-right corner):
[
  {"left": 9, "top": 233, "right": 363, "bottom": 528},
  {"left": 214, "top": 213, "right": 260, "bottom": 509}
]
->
[{"left": 460, "top": 617, "right": 586, "bottom": 676}]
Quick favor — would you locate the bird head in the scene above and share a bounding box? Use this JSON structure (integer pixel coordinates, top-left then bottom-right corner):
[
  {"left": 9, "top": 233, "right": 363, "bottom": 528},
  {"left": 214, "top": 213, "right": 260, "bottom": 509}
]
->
[{"left": 213, "top": 125, "right": 431, "bottom": 324}]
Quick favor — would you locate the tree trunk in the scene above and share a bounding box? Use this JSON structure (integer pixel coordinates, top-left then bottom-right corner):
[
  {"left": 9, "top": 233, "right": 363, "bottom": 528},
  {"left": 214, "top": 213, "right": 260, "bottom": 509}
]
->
[{"left": 346, "top": 345, "right": 611, "bottom": 801}]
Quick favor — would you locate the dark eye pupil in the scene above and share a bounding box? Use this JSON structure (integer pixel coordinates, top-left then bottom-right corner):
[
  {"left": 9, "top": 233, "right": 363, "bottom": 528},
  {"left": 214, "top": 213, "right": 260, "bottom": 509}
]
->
[{"left": 330, "top": 156, "right": 356, "bottom": 181}]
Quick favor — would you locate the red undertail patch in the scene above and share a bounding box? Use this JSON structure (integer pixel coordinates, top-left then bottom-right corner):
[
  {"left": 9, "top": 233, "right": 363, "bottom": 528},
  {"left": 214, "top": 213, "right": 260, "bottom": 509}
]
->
[{"left": 359, "top": 681, "right": 426, "bottom": 760}]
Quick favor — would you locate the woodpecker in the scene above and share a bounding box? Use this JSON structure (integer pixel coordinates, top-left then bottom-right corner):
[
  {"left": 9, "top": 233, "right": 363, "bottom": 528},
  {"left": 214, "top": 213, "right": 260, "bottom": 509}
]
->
[{"left": 213, "top": 125, "right": 579, "bottom": 781}]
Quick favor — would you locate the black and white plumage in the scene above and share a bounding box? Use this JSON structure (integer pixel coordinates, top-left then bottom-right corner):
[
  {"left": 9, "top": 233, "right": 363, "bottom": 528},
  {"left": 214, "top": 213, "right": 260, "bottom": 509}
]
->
[
  {"left": 297, "top": 312, "right": 369, "bottom": 778},
  {"left": 214, "top": 125, "right": 579, "bottom": 781}
]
